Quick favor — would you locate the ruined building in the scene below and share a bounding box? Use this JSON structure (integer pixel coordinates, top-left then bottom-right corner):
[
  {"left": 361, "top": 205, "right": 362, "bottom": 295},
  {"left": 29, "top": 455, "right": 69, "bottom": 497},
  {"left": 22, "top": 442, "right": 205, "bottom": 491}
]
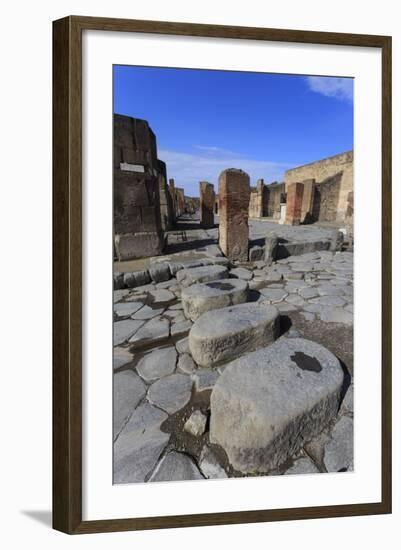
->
[
  {"left": 199, "top": 181, "right": 215, "bottom": 228},
  {"left": 248, "top": 180, "right": 285, "bottom": 220},
  {"left": 284, "top": 151, "right": 353, "bottom": 225},
  {"left": 114, "top": 115, "right": 166, "bottom": 259}
]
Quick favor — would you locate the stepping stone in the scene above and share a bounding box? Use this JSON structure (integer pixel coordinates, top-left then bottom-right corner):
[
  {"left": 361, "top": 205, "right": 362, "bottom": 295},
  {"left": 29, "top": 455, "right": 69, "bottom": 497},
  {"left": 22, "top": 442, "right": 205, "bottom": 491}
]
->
[
  {"left": 189, "top": 303, "right": 279, "bottom": 368},
  {"left": 129, "top": 318, "right": 170, "bottom": 346},
  {"left": 114, "top": 319, "right": 144, "bottom": 346},
  {"left": 199, "top": 446, "right": 228, "bottom": 479},
  {"left": 113, "top": 403, "right": 169, "bottom": 483},
  {"left": 113, "top": 370, "right": 147, "bottom": 437},
  {"left": 209, "top": 338, "right": 344, "bottom": 474},
  {"left": 324, "top": 416, "right": 354, "bottom": 472},
  {"left": 113, "top": 347, "right": 134, "bottom": 370},
  {"left": 184, "top": 410, "right": 207, "bottom": 437},
  {"left": 284, "top": 457, "right": 320, "bottom": 475},
  {"left": 149, "top": 451, "right": 204, "bottom": 482},
  {"left": 123, "top": 270, "right": 151, "bottom": 289},
  {"left": 136, "top": 347, "right": 177, "bottom": 383},
  {"left": 257, "top": 288, "right": 288, "bottom": 303},
  {"left": 147, "top": 373, "right": 192, "bottom": 414},
  {"left": 176, "top": 265, "right": 229, "bottom": 288},
  {"left": 230, "top": 267, "right": 253, "bottom": 281},
  {"left": 181, "top": 279, "right": 248, "bottom": 321},
  {"left": 114, "top": 301, "right": 144, "bottom": 318}
]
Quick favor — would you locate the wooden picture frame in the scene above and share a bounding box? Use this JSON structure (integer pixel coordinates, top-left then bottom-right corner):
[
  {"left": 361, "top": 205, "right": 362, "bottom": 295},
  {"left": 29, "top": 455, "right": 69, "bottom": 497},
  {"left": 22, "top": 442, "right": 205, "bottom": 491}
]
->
[{"left": 53, "top": 15, "right": 392, "bottom": 534}]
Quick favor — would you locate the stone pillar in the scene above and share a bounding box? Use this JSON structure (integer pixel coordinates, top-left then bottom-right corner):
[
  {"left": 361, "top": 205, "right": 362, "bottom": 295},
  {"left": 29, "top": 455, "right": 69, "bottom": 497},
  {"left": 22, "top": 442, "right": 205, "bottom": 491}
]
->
[
  {"left": 169, "top": 178, "right": 177, "bottom": 221},
  {"left": 279, "top": 202, "right": 287, "bottom": 225},
  {"left": 256, "top": 179, "right": 265, "bottom": 217},
  {"left": 199, "top": 181, "right": 215, "bottom": 228},
  {"left": 285, "top": 182, "right": 304, "bottom": 226},
  {"left": 158, "top": 160, "right": 174, "bottom": 231},
  {"left": 218, "top": 168, "right": 250, "bottom": 261},
  {"left": 301, "top": 178, "right": 316, "bottom": 224}
]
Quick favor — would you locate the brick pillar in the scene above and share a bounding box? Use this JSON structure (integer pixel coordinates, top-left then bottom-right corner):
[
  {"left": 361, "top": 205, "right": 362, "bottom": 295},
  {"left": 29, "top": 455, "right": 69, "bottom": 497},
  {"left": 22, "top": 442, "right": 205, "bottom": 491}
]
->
[
  {"left": 199, "top": 181, "right": 215, "bottom": 228},
  {"left": 218, "top": 169, "right": 250, "bottom": 261},
  {"left": 301, "top": 178, "right": 316, "bottom": 224},
  {"left": 285, "top": 182, "right": 304, "bottom": 226}
]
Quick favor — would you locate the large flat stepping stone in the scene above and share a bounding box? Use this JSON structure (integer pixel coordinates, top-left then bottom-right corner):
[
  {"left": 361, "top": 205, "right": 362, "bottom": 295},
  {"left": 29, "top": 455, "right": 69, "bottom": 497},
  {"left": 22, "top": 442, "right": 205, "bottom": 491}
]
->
[
  {"left": 176, "top": 265, "right": 229, "bottom": 288},
  {"left": 181, "top": 278, "right": 249, "bottom": 321},
  {"left": 136, "top": 347, "right": 177, "bottom": 383},
  {"left": 149, "top": 451, "right": 204, "bottom": 482},
  {"left": 147, "top": 373, "right": 192, "bottom": 414},
  {"left": 113, "top": 370, "right": 147, "bottom": 437},
  {"left": 210, "top": 338, "right": 344, "bottom": 474},
  {"left": 189, "top": 303, "right": 279, "bottom": 368},
  {"left": 129, "top": 318, "right": 170, "bottom": 346},
  {"left": 114, "top": 403, "right": 169, "bottom": 483}
]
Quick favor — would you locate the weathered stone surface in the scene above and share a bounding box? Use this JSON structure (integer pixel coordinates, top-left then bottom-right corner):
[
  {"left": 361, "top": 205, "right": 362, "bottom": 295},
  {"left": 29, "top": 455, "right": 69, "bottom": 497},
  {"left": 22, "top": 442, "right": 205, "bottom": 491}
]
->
[
  {"left": 210, "top": 338, "right": 344, "bottom": 473},
  {"left": 129, "top": 318, "right": 170, "bottom": 346},
  {"left": 189, "top": 303, "right": 279, "bottom": 368},
  {"left": 191, "top": 369, "right": 220, "bottom": 391},
  {"left": 170, "top": 320, "right": 192, "bottom": 337},
  {"left": 176, "top": 337, "right": 190, "bottom": 354},
  {"left": 298, "top": 287, "right": 319, "bottom": 299},
  {"left": 181, "top": 279, "right": 248, "bottom": 321},
  {"left": 264, "top": 233, "right": 278, "bottom": 264},
  {"left": 199, "top": 446, "right": 228, "bottom": 479},
  {"left": 177, "top": 353, "right": 197, "bottom": 373},
  {"left": 114, "top": 319, "right": 144, "bottom": 346},
  {"left": 218, "top": 168, "right": 250, "bottom": 261},
  {"left": 114, "top": 289, "right": 130, "bottom": 303},
  {"left": 114, "top": 403, "right": 169, "bottom": 483},
  {"left": 340, "top": 383, "right": 354, "bottom": 415},
  {"left": 249, "top": 245, "right": 264, "bottom": 261},
  {"left": 176, "top": 265, "right": 229, "bottom": 288},
  {"left": 114, "top": 272, "right": 125, "bottom": 290},
  {"left": 131, "top": 305, "right": 165, "bottom": 320},
  {"left": 114, "top": 370, "right": 147, "bottom": 437},
  {"left": 148, "top": 289, "right": 175, "bottom": 303},
  {"left": 136, "top": 347, "right": 177, "bottom": 382},
  {"left": 113, "top": 347, "right": 134, "bottom": 370},
  {"left": 149, "top": 263, "right": 171, "bottom": 283},
  {"left": 147, "top": 373, "right": 192, "bottom": 414},
  {"left": 310, "top": 296, "right": 346, "bottom": 307},
  {"left": 230, "top": 267, "right": 253, "bottom": 281},
  {"left": 123, "top": 270, "right": 151, "bottom": 289},
  {"left": 285, "top": 182, "right": 304, "bottom": 225},
  {"left": 259, "top": 288, "right": 288, "bottom": 303},
  {"left": 199, "top": 181, "right": 215, "bottom": 229},
  {"left": 319, "top": 307, "right": 353, "bottom": 325},
  {"left": 114, "top": 301, "right": 144, "bottom": 318},
  {"left": 149, "top": 451, "right": 204, "bottom": 482},
  {"left": 184, "top": 410, "right": 207, "bottom": 437},
  {"left": 324, "top": 416, "right": 354, "bottom": 472},
  {"left": 284, "top": 457, "right": 320, "bottom": 475}
]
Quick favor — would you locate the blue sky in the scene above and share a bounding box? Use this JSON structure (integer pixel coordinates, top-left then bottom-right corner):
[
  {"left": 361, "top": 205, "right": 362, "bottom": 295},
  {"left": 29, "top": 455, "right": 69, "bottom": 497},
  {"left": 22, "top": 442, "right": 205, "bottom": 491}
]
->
[{"left": 114, "top": 66, "right": 353, "bottom": 197}]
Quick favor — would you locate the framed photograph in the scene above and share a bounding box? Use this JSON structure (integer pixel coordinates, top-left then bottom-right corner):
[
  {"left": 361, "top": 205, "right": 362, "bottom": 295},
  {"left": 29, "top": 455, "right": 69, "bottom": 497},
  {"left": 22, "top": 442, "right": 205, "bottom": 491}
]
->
[{"left": 53, "top": 16, "right": 392, "bottom": 534}]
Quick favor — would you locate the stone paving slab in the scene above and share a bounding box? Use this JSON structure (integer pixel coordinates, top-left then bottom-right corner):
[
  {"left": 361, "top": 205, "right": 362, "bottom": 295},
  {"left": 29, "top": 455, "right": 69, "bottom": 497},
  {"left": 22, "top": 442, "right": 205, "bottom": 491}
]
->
[
  {"left": 210, "top": 337, "right": 344, "bottom": 473},
  {"left": 136, "top": 347, "right": 177, "bottom": 383},
  {"left": 114, "top": 403, "right": 169, "bottom": 483},
  {"left": 147, "top": 373, "right": 193, "bottom": 414},
  {"left": 189, "top": 302, "right": 279, "bottom": 367},
  {"left": 114, "top": 319, "right": 145, "bottom": 346},
  {"left": 149, "top": 451, "right": 204, "bottom": 482},
  {"left": 113, "top": 370, "right": 147, "bottom": 437}
]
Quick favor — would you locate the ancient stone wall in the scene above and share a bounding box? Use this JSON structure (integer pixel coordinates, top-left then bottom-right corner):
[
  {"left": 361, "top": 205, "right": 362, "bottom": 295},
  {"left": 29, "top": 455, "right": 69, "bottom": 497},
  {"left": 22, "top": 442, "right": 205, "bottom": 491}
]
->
[
  {"left": 285, "top": 151, "right": 353, "bottom": 222},
  {"left": 218, "top": 169, "right": 250, "bottom": 261},
  {"left": 158, "top": 160, "right": 174, "bottom": 231},
  {"left": 285, "top": 182, "right": 304, "bottom": 225},
  {"left": 114, "top": 114, "right": 164, "bottom": 260},
  {"left": 248, "top": 179, "right": 265, "bottom": 218},
  {"left": 176, "top": 188, "right": 186, "bottom": 217},
  {"left": 199, "top": 182, "right": 215, "bottom": 228}
]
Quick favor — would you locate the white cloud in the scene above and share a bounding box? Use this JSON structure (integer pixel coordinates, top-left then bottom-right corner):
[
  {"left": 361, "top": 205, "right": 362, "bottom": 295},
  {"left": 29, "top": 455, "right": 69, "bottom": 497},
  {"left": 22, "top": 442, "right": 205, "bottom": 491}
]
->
[
  {"left": 306, "top": 76, "right": 354, "bottom": 102},
  {"left": 159, "top": 148, "right": 290, "bottom": 196}
]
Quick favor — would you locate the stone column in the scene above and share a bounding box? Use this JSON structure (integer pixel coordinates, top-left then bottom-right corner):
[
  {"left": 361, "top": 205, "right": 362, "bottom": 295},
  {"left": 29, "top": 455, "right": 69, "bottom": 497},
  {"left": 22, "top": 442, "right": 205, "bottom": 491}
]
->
[
  {"left": 285, "top": 182, "right": 304, "bottom": 226},
  {"left": 301, "top": 178, "right": 316, "bottom": 224},
  {"left": 256, "top": 179, "right": 265, "bottom": 217},
  {"left": 218, "top": 168, "right": 250, "bottom": 261},
  {"left": 199, "top": 181, "right": 215, "bottom": 228}
]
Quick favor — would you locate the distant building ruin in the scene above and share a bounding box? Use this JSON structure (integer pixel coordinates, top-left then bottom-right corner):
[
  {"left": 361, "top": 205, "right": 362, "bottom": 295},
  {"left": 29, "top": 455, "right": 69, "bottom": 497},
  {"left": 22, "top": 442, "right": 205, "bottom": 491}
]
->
[{"left": 199, "top": 181, "right": 215, "bottom": 228}]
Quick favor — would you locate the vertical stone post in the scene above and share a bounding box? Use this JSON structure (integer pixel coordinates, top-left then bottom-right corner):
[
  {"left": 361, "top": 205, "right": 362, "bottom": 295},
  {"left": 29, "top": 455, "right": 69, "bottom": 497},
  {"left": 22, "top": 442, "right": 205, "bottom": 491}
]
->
[
  {"left": 218, "top": 169, "right": 250, "bottom": 261},
  {"left": 285, "top": 182, "right": 304, "bottom": 226},
  {"left": 256, "top": 179, "right": 265, "bottom": 218},
  {"left": 301, "top": 178, "right": 316, "bottom": 224},
  {"left": 199, "top": 182, "right": 215, "bottom": 228},
  {"left": 169, "top": 178, "right": 177, "bottom": 220}
]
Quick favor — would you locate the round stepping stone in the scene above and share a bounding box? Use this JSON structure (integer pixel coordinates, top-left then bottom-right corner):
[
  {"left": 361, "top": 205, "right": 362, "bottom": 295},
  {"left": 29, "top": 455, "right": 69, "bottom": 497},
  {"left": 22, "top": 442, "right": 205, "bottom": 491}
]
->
[
  {"left": 176, "top": 265, "right": 229, "bottom": 288},
  {"left": 209, "top": 338, "right": 344, "bottom": 474},
  {"left": 189, "top": 303, "right": 279, "bottom": 368},
  {"left": 181, "top": 278, "right": 249, "bottom": 321},
  {"left": 147, "top": 373, "right": 192, "bottom": 414},
  {"left": 136, "top": 347, "right": 177, "bottom": 383}
]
